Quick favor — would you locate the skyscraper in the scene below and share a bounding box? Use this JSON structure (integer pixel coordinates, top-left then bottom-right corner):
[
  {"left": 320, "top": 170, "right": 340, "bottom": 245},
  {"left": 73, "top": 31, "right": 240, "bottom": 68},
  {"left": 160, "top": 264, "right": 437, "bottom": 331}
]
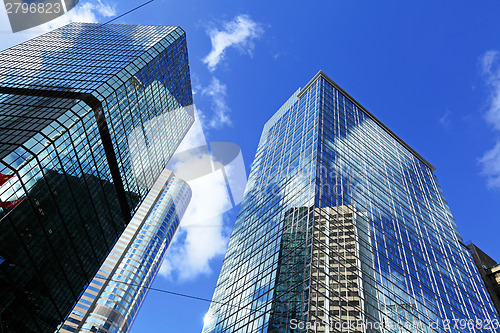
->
[
  {"left": 0, "top": 23, "right": 193, "bottom": 332},
  {"left": 59, "top": 169, "right": 191, "bottom": 333},
  {"left": 203, "top": 71, "right": 499, "bottom": 332}
]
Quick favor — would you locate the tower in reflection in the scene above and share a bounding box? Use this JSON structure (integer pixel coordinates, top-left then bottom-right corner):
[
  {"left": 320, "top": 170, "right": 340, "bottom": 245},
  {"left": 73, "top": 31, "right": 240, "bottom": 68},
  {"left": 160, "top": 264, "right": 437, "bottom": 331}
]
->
[
  {"left": 0, "top": 23, "right": 193, "bottom": 332},
  {"left": 269, "top": 205, "right": 377, "bottom": 333},
  {"left": 203, "top": 71, "right": 499, "bottom": 332}
]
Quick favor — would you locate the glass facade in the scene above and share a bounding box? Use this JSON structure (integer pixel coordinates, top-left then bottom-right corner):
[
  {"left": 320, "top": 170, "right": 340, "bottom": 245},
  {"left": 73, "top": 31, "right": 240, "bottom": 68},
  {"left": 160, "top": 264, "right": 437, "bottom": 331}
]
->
[
  {"left": 0, "top": 23, "right": 193, "bottom": 332},
  {"left": 58, "top": 169, "right": 191, "bottom": 333},
  {"left": 203, "top": 71, "right": 499, "bottom": 332}
]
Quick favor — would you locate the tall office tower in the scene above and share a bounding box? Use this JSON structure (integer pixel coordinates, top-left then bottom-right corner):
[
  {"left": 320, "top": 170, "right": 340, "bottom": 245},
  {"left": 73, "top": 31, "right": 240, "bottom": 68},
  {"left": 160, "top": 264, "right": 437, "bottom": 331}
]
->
[
  {"left": 59, "top": 169, "right": 191, "bottom": 333},
  {"left": 467, "top": 243, "right": 500, "bottom": 316},
  {"left": 203, "top": 71, "right": 499, "bottom": 332},
  {"left": 0, "top": 23, "right": 193, "bottom": 332}
]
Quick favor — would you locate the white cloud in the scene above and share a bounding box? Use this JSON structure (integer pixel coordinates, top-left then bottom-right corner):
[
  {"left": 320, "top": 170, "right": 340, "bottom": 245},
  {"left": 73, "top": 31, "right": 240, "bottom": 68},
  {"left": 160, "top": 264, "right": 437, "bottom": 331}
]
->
[
  {"left": 479, "top": 50, "right": 500, "bottom": 189},
  {"left": 202, "top": 77, "right": 231, "bottom": 129},
  {"left": 159, "top": 110, "right": 235, "bottom": 281},
  {"left": 0, "top": 0, "right": 115, "bottom": 51},
  {"left": 160, "top": 187, "right": 230, "bottom": 280},
  {"left": 35, "top": 0, "right": 116, "bottom": 31},
  {"left": 439, "top": 109, "right": 451, "bottom": 129},
  {"left": 482, "top": 50, "right": 499, "bottom": 75},
  {"left": 481, "top": 51, "right": 500, "bottom": 131},
  {"left": 203, "top": 15, "right": 264, "bottom": 71},
  {"left": 198, "top": 15, "right": 264, "bottom": 128},
  {"left": 479, "top": 141, "right": 500, "bottom": 189}
]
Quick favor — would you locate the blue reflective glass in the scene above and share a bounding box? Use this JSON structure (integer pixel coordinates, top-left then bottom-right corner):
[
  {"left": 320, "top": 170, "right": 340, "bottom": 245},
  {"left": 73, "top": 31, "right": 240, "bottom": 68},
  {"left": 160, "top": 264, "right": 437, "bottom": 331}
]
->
[{"left": 203, "top": 73, "right": 499, "bottom": 333}]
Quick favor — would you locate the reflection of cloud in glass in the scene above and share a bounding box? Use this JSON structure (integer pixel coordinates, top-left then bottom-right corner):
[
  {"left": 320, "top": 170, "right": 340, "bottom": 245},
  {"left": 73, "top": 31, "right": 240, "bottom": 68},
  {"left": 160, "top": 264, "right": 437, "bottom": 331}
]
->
[{"left": 128, "top": 82, "right": 194, "bottom": 189}]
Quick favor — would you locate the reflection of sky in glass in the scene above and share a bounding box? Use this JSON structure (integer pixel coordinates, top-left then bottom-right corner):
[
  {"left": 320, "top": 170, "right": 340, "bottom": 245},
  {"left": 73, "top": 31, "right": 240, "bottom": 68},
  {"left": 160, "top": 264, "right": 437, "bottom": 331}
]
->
[
  {"left": 128, "top": 82, "right": 193, "bottom": 188},
  {"left": 0, "top": 23, "right": 177, "bottom": 93},
  {"left": 0, "top": 22, "right": 194, "bottom": 206}
]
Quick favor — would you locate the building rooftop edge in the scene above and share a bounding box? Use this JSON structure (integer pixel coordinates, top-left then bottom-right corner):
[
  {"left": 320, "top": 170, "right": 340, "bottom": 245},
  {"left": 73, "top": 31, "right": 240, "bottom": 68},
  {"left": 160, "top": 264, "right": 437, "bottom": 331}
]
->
[{"left": 298, "top": 70, "right": 436, "bottom": 172}]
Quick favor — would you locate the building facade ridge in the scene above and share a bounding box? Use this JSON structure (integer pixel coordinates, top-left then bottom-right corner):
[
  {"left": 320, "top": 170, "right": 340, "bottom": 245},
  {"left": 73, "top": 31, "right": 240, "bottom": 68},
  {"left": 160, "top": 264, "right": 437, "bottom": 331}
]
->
[{"left": 299, "top": 70, "right": 436, "bottom": 172}]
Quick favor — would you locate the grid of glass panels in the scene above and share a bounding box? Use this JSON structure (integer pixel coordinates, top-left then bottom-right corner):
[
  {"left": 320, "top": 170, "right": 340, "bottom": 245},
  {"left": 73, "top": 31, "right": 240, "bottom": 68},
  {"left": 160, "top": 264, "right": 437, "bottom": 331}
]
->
[
  {"left": 59, "top": 171, "right": 191, "bottom": 333},
  {"left": 0, "top": 23, "right": 178, "bottom": 93},
  {"left": 0, "top": 23, "right": 193, "bottom": 333},
  {"left": 203, "top": 74, "right": 499, "bottom": 333}
]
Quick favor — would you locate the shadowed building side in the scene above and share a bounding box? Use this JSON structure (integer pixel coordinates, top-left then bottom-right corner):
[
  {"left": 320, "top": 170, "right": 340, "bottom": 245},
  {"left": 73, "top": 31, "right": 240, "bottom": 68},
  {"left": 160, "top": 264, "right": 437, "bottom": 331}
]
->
[{"left": 0, "top": 170, "right": 140, "bottom": 332}]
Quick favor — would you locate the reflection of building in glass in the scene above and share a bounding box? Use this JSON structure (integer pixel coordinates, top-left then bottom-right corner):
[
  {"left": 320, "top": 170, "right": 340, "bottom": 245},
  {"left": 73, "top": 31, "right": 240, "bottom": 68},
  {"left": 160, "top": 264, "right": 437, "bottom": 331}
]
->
[
  {"left": 0, "top": 170, "right": 140, "bottom": 332},
  {"left": 59, "top": 170, "right": 191, "bottom": 333},
  {"left": 269, "top": 206, "right": 377, "bottom": 333},
  {"left": 268, "top": 207, "right": 310, "bottom": 330},
  {"left": 203, "top": 71, "right": 499, "bottom": 333},
  {"left": 0, "top": 23, "right": 193, "bottom": 332},
  {"left": 308, "top": 206, "right": 376, "bottom": 332}
]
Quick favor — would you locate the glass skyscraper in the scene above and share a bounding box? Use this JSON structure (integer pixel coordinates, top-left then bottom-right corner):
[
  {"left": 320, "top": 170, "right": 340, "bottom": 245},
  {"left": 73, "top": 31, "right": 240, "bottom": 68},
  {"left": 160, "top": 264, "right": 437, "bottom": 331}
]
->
[
  {"left": 0, "top": 23, "right": 193, "bottom": 332},
  {"left": 203, "top": 71, "right": 499, "bottom": 332},
  {"left": 59, "top": 169, "right": 191, "bottom": 333}
]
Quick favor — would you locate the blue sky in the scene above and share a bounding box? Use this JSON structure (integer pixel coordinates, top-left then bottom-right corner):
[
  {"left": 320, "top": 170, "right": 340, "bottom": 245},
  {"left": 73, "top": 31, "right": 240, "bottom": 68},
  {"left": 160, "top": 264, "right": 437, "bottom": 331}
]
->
[{"left": 2, "top": 0, "right": 500, "bottom": 332}]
